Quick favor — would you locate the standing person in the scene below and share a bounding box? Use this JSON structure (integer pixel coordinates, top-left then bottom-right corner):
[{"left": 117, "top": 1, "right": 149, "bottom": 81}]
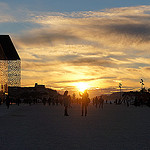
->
[
  {"left": 0, "top": 97, "right": 2, "bottom": 105},
  {"left": 16, "top": 97, "right": 20, "bottom": 106},
  {"left": 79, "top": 90, "right": 89, "bottom": 116},
  {"left": 48, "top": 97, "right": 52, "bottom": 106},
  {"left": 95, "top": 96, "right": 98, "bottom": 108},
  {"left": 42, "top": 97, "right": 46, "bottom": 106},
  {"left": 63, "top": 90, "right": 70, "bottom": 116},
  {"left": 99, "top": 96, "right": 104, "bottom": 109},
  {"left": 6, "top": 95, "right": 10, "bottom": 109}
]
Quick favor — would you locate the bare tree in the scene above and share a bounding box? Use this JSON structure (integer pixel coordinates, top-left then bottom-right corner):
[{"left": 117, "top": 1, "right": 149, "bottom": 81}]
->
[
  {"left": 140, "top": 79, "right": 144, "bottom": 90},
  {"left": 119, "top": 83, "right": 122, "bottom": 100}
]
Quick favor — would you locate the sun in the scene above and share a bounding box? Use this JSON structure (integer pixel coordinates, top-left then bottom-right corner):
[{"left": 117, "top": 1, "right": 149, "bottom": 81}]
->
[{"left": 75, "top": 82, "right": 89, "bottom": 92}]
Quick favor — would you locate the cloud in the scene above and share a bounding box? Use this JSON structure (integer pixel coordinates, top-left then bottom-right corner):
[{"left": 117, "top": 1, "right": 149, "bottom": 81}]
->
[
  {"left": 13, "top": 5, "right": 150, "bottom": 53},
  {"left": 4, "top": 5, "right": 149, "bottom": 91},
  {"left": 104, "top": 23, "right": 150, "bottom": 43},
  {"left": 52, "top": 76, "right": 116, "bottom": 84},
  {"left": 0, "top": 2, "right": 15, "bottom": 23}
]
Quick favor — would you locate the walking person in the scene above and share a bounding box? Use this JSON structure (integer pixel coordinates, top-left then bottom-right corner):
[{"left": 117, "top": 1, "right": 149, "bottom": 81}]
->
[
  {"left": 63, "top": 90, "right": 70, "bottom": 116},
  {"left": 99, "top": 96, "right": 104, "bottom": 109},
  {"left": 79, "top": 90, "right": 89, "bottom": 116}
]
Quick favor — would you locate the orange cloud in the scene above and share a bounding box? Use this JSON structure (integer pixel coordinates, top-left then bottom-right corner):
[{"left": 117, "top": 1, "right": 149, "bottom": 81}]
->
[{"left": 7, "top": 5, "right": 150, "bottom": 92}]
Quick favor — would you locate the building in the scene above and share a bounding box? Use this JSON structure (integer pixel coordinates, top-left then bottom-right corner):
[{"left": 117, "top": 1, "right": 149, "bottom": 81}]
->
[
  {"left": 0, "top": 35, "right": 21, "bottom": 99},
  {"left": 8, "top": 83, "right": 58, "bottom": 101}
]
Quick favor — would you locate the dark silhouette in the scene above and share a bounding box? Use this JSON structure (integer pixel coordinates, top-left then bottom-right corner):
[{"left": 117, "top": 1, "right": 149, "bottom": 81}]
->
[
  {"left": 63, "top": 90, "right": 70, "bottom": 116},
  {"left": 99, "top": 96, "right": 104, "bottom": 109},
  {"left": 95, "top": 96, "right": 98, "bottom": 108},
  {"left": 28, "top": 97, "right": 32, "bottom": 106},
  {"left": 79, "top": 90, "right": 89, "bottom": 116},
  {"left": 6, "top": 95, "right": 10, "bottom": 109},
  {"left": 42, "top": 98, "right": 46, "bottom": 106},
  {"left": 48, "top": 97, "right": 52, "bottom": 106},
  {"left": 0, "top": 97, "right": 2, "bottom": 105},
  {"left": 16, "top": 97, "right": 20, "bottom": 106},
  {"left": 55, "top": 95, "right": 59, "bottom": 106}
]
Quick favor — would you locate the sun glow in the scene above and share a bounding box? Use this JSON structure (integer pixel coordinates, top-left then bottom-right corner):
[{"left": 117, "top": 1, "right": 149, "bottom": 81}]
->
[{"left": 75, "top": 82, "right": 89, "bottom": 92}]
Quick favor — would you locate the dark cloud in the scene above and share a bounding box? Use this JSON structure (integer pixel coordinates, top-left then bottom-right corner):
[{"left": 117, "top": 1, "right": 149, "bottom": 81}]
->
[
  {"left": 104, "top": 23, "right": 150, "bottom": 42},
  {"left": 67, "top": 57, "right": 114, "bottom": 66},
  {"left": 144, "top": 67, "right": 150, "bottom": 71},
  {"left": 123, "top": 15, "right": 150, "bottom": 21},
  {"left": 56, "top": 54, "right": 80, "bottom": 61},
  {"left": 16, "top": 30, "right": 81, "bottom": 46}
]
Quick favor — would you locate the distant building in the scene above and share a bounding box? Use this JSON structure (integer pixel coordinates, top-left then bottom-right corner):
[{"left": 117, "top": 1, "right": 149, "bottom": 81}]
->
[
  {"left": 35, "top": 83, "right": 45, "bottom": 89},
  {"left": 0, "top": 35, "right": 21, "bottom": 100},
  {"left": 8, "top": 83, "right": 58, "bottom": 100}
]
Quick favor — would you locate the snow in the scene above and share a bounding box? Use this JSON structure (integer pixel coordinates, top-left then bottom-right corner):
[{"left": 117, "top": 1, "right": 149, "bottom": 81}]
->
[{"left": 0, "top": 103, "right": 150, "bottom": 150}]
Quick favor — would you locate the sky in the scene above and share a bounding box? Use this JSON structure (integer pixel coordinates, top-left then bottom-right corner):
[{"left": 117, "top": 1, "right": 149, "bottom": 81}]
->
[{"left": 0, "top": 0, "right": 150, "bottom": 97}]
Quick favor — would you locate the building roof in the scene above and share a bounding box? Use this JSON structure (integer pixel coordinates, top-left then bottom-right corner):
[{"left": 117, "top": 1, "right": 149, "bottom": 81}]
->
[{"left": 0, "top": 35, "right": 20, "bottom": 60}]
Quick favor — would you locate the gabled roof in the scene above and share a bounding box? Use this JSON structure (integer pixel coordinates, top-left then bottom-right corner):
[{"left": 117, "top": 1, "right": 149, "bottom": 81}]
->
[{"left": 0, "top": 35, "right": 20, "bottom": 60}]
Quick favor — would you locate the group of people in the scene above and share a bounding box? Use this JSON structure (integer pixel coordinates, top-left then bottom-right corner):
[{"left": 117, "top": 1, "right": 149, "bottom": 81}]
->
[
  {"left": 92, "top": 96, "right": 104, "bottom": 109},
  {"left": 63, "top": 90, "right": 90, "bottom": 116},
  {"left": 1, "top": 90, "right": 105, "bottom": 117}
]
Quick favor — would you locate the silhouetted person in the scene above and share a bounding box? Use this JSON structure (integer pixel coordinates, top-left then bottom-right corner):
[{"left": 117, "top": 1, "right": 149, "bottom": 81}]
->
[
  {"left": 55, "top": 96, "right": 59, "bottom": 106},
  {"left": 52, "top": 96, "right": 55, "bottom": 105},
  {"left": 63, "top": 90, "right": 70, "bottom": 116},
  {"left": 42, "top": 98, "right": 46, "bottom": 106},
  {"left": 95, "top": 96, "right": 98, "bottom": 108},
  {"left": 99, "top": 96, "right": 104, "bottom": 109},
  {"left": 115, "top": 99, "right": 118, "bottom": 104},
  {"left": 48, "top": 97, "right": 52, "bottom": 106},
  {"left": 79, "top": 90, "right": 89, "bottom": 116},
  {"left": 134, "top": 97, "right": 138, "bottom": 107},
  {"left": 28, "top": 96, "right": 32, "bottom": 106},
  {"left": 118, "top": 99, "right": 121, "bottom": 104},
  {"left": 6, "top": 95, "right": 10, "bottom": 109},
  {"left": 16, "top": 97, "right": 20, "bottom": 106},
  {"left": 126, "top": 100, "right": 129, "bottom": 107},
  {"left": 0, "top": 97, "right": 1, "bottom": 105}
]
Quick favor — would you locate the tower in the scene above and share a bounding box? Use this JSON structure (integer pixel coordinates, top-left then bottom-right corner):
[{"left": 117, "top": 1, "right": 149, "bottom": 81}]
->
[{"left": 0, "top": 35, "right": 21, "bottom": 94}]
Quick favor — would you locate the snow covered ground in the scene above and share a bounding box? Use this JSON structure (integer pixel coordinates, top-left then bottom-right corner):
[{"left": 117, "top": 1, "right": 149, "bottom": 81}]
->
[{"left": 0, "top": 103, "right": 150, "bottom": 150}]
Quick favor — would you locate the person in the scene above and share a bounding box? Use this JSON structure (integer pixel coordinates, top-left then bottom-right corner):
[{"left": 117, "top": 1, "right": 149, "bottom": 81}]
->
[
  {"left": 0, "top": 97, "right": 2, "bottom": 105},
  {"left": 63, "top": 90, "right": 70, "bottom": 116},
  {"left": 16, "top": 97, "right": 20, "bottom": 106},
  {"left": 42, "top": 97, "right": 46, "bottom": 106},
  {"left": 48, "top": 97, "right": 52, "bottom": 106},
  {"left": 99, "top": 96, "right": 104, "bottom": 109},
  {"left": 6, "top": 95, "right": 10, "bottom": 109},
  {"left": 79, "top": 90, "right": 89, "bottom": 116},
  {"left": 95, "top": 96, "right": 98, "bottom": 108}
]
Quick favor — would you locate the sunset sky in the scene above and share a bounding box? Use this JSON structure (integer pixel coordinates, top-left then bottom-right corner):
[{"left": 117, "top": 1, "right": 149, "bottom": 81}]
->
[{"left": 0, "top": 1, "right": 150, "bottom": 96}]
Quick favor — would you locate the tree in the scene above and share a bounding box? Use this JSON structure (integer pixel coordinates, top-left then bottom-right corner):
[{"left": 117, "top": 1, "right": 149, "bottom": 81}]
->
[
  {"left": 119, "top": 83, "right": 122, "bottom": 99},
  {"left": 140, "top": 79, "right": 144, "bottom": 90}
]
